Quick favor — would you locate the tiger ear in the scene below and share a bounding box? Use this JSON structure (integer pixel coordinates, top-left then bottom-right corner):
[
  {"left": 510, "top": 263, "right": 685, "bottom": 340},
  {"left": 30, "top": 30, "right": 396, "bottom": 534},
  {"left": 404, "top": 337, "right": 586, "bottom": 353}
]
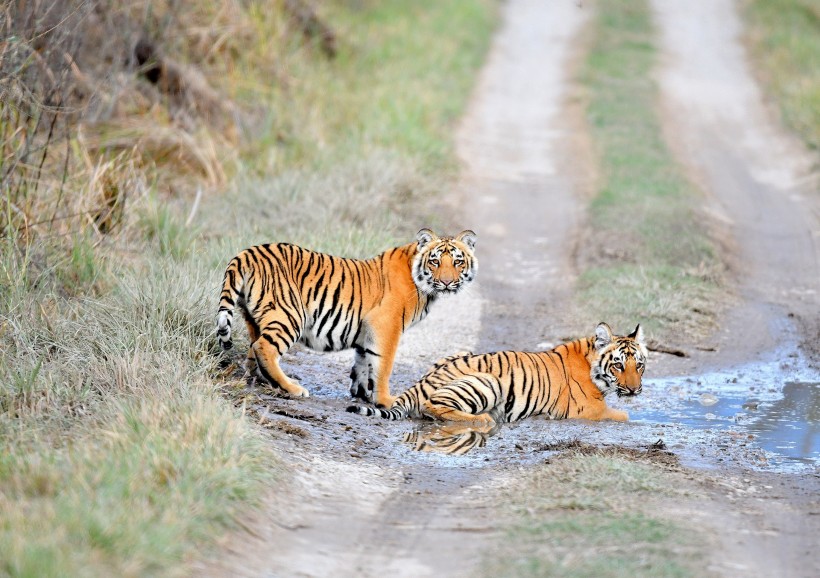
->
[
  {"left": 416, "top": 228, "right": 436, "bottom": 247},
  {"left": 628, "top": 324, "right": 645, "bottom": 345},
  {"left": 594, "top": 322, "right": 613, "bottom": 351},
  {"left": 456, "top": 230, "right": 477, "bottom": 251}
]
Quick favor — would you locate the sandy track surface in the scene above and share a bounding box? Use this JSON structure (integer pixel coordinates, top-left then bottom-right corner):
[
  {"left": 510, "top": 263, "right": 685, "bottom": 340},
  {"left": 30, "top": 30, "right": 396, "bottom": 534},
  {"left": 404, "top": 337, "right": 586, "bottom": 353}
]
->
[
  {"left": 653, "top": 0, "right": 819, "bottom": 369},
  {"left": 197, "top": 1, "right": 819, "bottom": 576}
]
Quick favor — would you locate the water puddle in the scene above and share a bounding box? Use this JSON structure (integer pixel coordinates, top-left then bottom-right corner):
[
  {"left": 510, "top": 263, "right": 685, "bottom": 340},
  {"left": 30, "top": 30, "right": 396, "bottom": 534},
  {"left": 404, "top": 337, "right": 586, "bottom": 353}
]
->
[
  {"left": 632, "top": 346, "right": 820, "bottom": 471},
  {"left": 636, "top": 381, "right": 819, "bottom": 465}
]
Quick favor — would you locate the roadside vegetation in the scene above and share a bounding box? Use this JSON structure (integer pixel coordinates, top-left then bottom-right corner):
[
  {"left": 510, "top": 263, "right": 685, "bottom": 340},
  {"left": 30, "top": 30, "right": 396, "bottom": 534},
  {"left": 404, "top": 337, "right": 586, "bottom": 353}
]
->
[
  {"left": 573, "top": 0, "right": 725, "bottom": 343},
  {"left": 485, "top": 445, "right": 703, "bottom": 578},
  {"left": 0, "top": 1, "right": 495, "bottom": 575},
  {"left": 744, "top": 0, "right": 820, "bottom": 152}
]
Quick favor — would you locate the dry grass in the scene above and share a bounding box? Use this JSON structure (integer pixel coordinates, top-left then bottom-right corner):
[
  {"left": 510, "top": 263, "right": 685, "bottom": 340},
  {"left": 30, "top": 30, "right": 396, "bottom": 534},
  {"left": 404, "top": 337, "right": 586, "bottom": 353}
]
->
[
  {"left": 207, "top": 150, "right": 442, "bottom": 257},
  {"left": 0, "top": 251, "right": 275, "bottom": 576}
]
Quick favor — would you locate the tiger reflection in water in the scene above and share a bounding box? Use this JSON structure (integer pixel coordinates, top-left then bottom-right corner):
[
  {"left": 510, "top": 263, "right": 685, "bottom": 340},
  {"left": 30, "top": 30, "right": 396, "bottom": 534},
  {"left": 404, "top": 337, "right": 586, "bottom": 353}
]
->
[{"left": 402, "top": 422, "right": 499, "bottom": 455}]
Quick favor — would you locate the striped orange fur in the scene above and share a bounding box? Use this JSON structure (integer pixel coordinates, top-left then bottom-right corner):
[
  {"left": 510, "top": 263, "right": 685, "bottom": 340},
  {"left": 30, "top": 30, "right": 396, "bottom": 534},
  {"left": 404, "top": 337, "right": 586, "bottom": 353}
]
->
[
  {"left": 216, "top": 229, "right": 477, "bottom": 406},
  {"left": 348, "top": 323, "right": 647, "bottom": 423}
]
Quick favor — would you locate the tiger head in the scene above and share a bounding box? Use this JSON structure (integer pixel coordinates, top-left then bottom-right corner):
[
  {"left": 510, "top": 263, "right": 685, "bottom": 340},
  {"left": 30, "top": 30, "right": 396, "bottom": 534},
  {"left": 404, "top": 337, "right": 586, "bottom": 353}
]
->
[
  {"left": 590, "top": 322, "right": 647, "bottom": 397},
  {"left": 412, "top": 228, "right": 478, "bottom": 295}
]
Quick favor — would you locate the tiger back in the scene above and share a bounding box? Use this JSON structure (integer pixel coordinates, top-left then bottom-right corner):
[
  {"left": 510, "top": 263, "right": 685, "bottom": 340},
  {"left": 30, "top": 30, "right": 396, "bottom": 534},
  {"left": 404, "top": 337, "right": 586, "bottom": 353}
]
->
[
  {"left": 348, "top": 322, "right": 647, "bottom": 424},
  {"left": 216, "top": 228, "right": 478, "bottom": 407}
]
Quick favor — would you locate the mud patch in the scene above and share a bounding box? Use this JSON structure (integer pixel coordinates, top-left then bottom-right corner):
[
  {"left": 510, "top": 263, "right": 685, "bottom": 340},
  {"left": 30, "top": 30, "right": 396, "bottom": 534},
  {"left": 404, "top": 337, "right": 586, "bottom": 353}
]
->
[
  {"left": 267, "top": 420, "right": 311, "bottom": 438},
  {"left": 536, "top": 439, "right": 681, "bottom": 469}
]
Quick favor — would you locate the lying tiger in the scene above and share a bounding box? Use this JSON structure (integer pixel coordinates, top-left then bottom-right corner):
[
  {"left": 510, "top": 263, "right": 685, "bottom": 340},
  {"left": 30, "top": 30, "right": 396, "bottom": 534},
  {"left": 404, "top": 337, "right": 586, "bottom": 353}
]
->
[
  {"left": 217, "top": 229, "right": 477, "bottom": 407},
  {"left": 347, "top": 322, "right": 646, "bottom": 424}
]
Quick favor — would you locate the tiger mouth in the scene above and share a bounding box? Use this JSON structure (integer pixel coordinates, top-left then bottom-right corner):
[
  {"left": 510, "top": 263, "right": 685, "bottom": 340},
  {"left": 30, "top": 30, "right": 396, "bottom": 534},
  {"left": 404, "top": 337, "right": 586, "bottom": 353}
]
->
[
  {"left": 433, "top": 282, "right": 462, "bottom": 293},
  {"left": 616, "top": 387, "right": 641, "bottom": 397}
]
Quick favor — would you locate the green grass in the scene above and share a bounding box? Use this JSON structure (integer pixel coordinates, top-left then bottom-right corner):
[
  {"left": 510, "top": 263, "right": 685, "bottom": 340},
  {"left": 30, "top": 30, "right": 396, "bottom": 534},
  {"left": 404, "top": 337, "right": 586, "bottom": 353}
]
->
[
  {"left": 486, "top": 452, "right": 701, "bottom": 578},
  {"left": 0, "top": 247, "right": 275, "bottom": 576},
  {"left": 744, "top": 0, "right": 820, "bottom": 151},
  {"left": 0, "top": 1, "right": 497, "bottom": 576},
  {"left": 504, "top": 514, "right": 691, "bottom": 578},
  {"left": 240, "top": 0, "right": 495, "bottom": 176},
  {"left": 138, "top": 195, "right": 200, "bottom": 260},
  {"left": 575, "top": 0, "right": 723, "bottom": 341}
]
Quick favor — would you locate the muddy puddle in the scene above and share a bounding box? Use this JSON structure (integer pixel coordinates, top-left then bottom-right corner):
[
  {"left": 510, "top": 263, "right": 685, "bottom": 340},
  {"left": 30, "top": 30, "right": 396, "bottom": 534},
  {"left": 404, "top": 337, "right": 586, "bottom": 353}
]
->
[
  {"left": 631, "top": 345, "right": 820, "bottom": 472},
  {"left": 635, "top": 380, "right": 819, "bottom": 464},
  {"left": 253, "top": 336, "right": 819, "bottom": 474}
]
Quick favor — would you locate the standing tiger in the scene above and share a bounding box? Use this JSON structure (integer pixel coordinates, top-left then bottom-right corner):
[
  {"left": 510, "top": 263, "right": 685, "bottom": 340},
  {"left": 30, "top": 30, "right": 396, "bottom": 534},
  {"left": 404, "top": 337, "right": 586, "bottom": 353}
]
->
[
  {"left": 347, "top": 322, "right": 646, "bottom": 424},
  {"left": 216, "top": 229, "right": 478, "bottom": 407}
]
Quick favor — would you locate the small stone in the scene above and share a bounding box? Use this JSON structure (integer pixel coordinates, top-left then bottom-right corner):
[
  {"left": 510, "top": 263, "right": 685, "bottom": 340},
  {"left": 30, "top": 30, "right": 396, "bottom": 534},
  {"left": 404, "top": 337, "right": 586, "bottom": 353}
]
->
[{"left": 699, "top": 393, "right": 719, "bottom": 406}]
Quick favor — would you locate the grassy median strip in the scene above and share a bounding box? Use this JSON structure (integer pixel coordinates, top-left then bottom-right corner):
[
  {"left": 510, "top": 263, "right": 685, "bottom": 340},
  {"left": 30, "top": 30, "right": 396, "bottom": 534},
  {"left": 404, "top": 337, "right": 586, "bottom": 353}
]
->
[
  {"left": 743, "top": 0, "right": 820, "bottom": 152},
  {"left": 574, "top": 0, "right": 723, "bottom": 341},
  {"left": 485, "top": 448, "right": 701, "bottom": 578},
  {"left": 0, "top": 1, "right": 496, "bottom": 576}
]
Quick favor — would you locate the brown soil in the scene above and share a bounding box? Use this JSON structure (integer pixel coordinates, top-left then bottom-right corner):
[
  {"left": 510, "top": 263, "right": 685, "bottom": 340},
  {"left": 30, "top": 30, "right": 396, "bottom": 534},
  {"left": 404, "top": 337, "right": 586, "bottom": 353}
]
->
[{"left": 193, "top": 1, "right": 820, "bottom": 577}]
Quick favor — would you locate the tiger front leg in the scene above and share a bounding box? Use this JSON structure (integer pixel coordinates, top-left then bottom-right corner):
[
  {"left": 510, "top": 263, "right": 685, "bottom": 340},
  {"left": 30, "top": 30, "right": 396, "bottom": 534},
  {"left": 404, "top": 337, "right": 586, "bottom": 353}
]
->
[
  {"left": 601, "top": 406, "right": 629, "bottom": 422},
  {"left": 579, "top": 399, "right": 628, "bottom": 422},
  {"left": 362, "top": 318, "right": 402, "bottom": 408}
]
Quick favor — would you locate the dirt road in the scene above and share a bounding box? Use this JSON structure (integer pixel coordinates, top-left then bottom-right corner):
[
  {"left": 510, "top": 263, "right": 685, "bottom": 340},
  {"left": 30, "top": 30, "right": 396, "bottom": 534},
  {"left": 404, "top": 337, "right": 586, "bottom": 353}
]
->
[
  {"left": 649, "top": 2, "right": 819, "bottom": 575},
  {"left": 198, "top": 1, "right": 819, "bottom": 576},
  {"left": 653, "top": 0, "right": 819, "bottom": 367}
]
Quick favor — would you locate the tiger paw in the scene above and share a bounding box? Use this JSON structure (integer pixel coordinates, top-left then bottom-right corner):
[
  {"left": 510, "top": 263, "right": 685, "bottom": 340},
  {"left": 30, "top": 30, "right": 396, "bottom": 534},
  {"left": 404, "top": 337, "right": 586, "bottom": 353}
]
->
[
  {"left": 349, "top": 382, "right": 370, "bottom": 401},
  {"left": 284, "top": 380, "right": 310, "bottom": 398},
  {"left": 606, "top": 409, "right": 629, "bottom": 422},
  {"left": 375, "top": 394, "right": 397, "bottom": 409}
]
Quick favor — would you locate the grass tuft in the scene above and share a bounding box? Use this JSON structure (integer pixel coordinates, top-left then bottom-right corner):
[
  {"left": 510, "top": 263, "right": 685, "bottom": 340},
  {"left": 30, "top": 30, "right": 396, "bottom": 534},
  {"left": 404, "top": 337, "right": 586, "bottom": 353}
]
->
[
  {"left": 744, "top": 0, "right": 820, "bottom": 151},
  {"left": 138, "top": 197, "right": 199, "bottom": 260}
]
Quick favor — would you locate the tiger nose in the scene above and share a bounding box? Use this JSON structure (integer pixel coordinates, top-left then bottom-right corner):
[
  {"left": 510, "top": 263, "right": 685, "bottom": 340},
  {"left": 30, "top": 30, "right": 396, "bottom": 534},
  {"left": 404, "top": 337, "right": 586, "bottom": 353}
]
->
[{"left": 440, "top": 273, "right": 455, "bottom": 285}]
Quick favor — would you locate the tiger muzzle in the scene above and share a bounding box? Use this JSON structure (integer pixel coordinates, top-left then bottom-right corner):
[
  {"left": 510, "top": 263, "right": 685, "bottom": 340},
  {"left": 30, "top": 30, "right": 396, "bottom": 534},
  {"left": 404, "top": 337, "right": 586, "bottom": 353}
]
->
[{"left": 616, "top": 385, "right": 642, "bottom": 397}]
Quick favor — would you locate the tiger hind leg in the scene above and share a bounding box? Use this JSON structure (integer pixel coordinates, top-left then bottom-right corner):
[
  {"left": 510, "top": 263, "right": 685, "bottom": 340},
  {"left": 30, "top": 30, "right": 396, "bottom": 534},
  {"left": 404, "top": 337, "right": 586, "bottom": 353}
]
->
[
  {"left": 241, "top": 306, "right": 261, "bottom": 381},
  {"left": 423, "top": 373, "right": 502, "bottom": 425},
  {"left": 349, "top": 345, "right": 372, "bottom": 402},
  {"left": 252, "top": 331, "right": 309, "bottom": 398}
]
